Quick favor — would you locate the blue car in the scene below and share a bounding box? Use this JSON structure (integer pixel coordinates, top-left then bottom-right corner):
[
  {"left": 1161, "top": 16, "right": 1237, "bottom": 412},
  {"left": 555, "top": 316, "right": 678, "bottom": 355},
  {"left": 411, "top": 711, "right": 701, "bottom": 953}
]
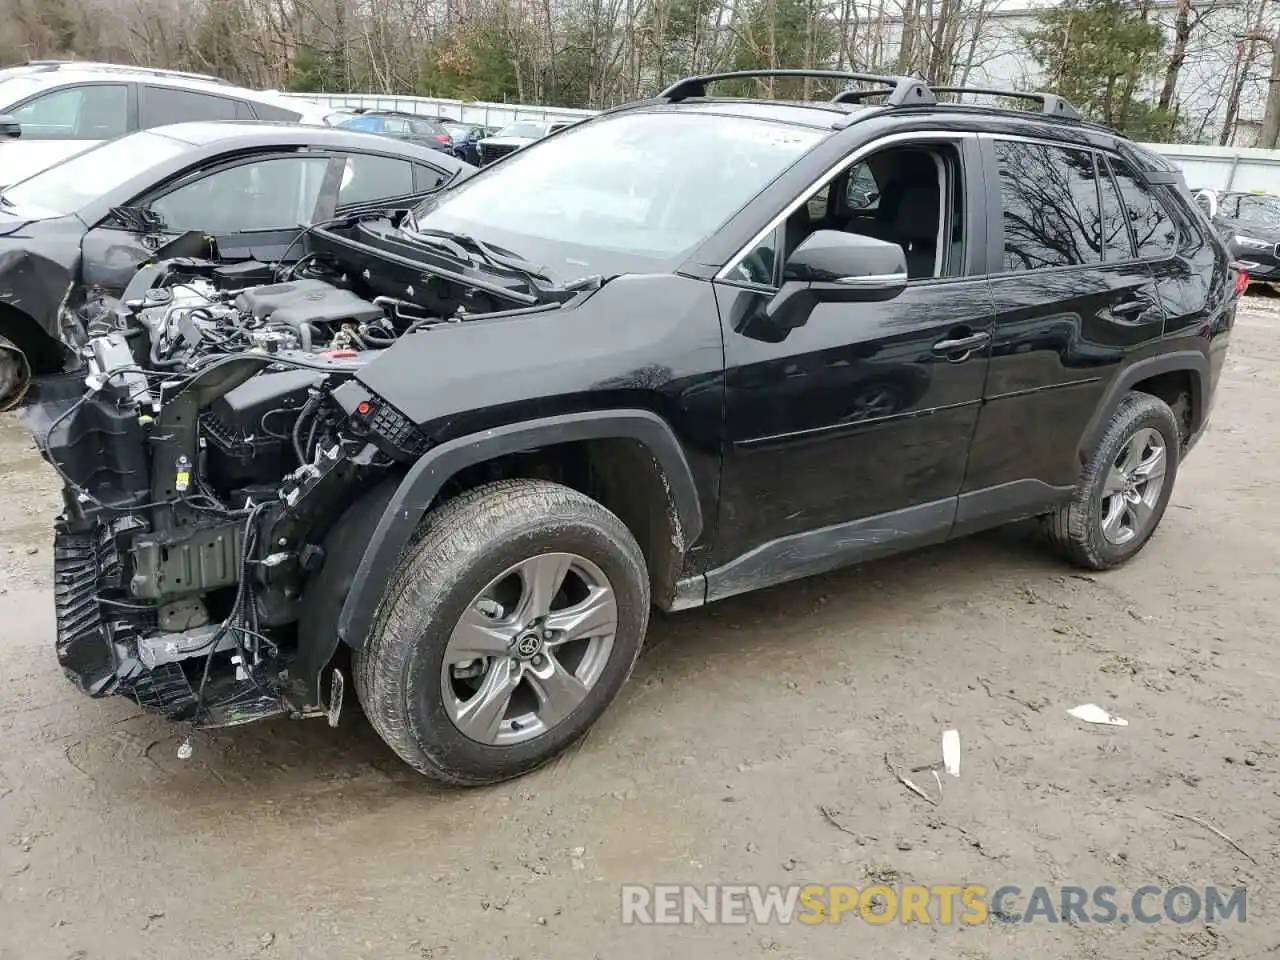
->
[{"left": 337, "top": 110, "right": 457, "bottom": 156}]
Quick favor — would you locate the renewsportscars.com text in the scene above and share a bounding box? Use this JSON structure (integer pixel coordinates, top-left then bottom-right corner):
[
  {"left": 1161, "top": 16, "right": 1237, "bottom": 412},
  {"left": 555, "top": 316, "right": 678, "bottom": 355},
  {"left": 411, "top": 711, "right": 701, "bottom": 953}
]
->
[{"left": 620, "top": 884, "right": 1247, "bottom": 925}]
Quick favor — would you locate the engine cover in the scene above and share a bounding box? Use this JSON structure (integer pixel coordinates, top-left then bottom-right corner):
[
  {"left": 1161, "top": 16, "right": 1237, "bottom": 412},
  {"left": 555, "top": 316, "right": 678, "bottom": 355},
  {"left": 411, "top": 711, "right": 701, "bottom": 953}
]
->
[{"left": 234, "top": 280, "right": 384, "bottom": 328}]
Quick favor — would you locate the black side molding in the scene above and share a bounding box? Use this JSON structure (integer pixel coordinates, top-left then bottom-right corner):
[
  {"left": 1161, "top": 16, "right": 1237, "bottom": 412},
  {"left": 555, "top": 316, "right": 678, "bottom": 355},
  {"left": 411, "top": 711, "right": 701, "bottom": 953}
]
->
[
  {"left": 1077, "top": 350, "right": 1207, "bottom": 462},
  {"left": 336, "top": 409, "right": 704, "bottom": 648},
  {"left": 699, "top": 497, "right": 955, "bottom": 604}
]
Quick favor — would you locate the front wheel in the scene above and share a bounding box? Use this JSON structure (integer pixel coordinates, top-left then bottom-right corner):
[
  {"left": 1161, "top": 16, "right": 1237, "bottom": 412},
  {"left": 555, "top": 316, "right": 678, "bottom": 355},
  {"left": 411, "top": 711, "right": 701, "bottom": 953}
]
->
[
  {"left": 1045, "top": 391, "right": 1181, "bottom": 570},
  {"left": 353, "top": 479, "right": 650, "bottom": 785}
]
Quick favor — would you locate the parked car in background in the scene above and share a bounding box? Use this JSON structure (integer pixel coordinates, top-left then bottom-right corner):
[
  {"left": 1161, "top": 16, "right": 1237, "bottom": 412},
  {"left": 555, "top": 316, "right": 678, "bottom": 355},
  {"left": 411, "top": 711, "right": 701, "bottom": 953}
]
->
[
  {"left": 442, "top": 122, "right": 492, "bottom": 165},
  {"left": 0, "top": 120, "right": 472, "bottom": 407},
  {"left": 0, "top": 60, "right": 331, "bottom": 186},
  {"left": 476, "top": 118, "right": 575, "bottom": 164},
  {"left": 335, "top": 109, "right": 456, "bottom": 155},
  {"left": 1194, "top": 188, "right": 1280, "bottom": 287},
  {"left": 322, "top": 107, "right": 360, "bottom": 126}
]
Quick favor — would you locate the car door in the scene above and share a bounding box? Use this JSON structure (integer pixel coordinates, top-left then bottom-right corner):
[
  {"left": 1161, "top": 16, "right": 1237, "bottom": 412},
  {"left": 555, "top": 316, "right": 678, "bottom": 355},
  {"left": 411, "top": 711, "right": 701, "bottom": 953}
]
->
[
  {"left": 956, "top": 136, "right": 1167, "bottom": 535},
  {"left": 707, "top": 132, "right": 994, "bottom": 601},
  {"left": 79, "top": 150, "right": 339, "bottom": 294},
  {"left": 138, "top": 85, "right": 241, "bottom": 126},
  {"left": 79, "top": 148, "right": 456, "bottom": 294},
  {"left": 0, "top": 82, "right": 134, "bottom": 186},
  {"left": 328, "top": 150, "right": 451, "bottom": 214}
]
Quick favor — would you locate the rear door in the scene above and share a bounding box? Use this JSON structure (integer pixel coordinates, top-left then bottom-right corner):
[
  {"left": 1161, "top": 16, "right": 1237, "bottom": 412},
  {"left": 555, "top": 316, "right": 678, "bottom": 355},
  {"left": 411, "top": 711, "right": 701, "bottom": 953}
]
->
[
  {"left": 138, "top": 85, "right": 245, "bottom": 126},
  {"left": 957, "top": 136, "right": 1165, "bottom": 534}
]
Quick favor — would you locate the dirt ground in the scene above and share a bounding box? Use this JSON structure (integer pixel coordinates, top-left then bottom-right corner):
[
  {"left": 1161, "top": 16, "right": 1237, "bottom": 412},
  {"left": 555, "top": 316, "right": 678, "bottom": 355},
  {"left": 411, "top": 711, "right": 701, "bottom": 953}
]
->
[{"left": 1, "top": 296, "right": 1277, "bottom": 960}]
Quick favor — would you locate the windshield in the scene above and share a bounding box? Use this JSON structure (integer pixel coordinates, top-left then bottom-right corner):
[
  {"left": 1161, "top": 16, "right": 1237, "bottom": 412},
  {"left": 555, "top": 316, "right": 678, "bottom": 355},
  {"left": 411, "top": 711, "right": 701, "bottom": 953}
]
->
[
  {"left": 1234, "top": 195, "right": 1280, "bottom": 230},
  {"left": 0, "top": 76, "right": 47, "bottom": 109},
  {"left": 2, "top": 130, "right": 189, "bottom": 216},
  {"left": 495, "top": 122, "right": 548, "bottom": 139},
  {"left": 410, "top": 112, "right": 824, "bottom": 278}
]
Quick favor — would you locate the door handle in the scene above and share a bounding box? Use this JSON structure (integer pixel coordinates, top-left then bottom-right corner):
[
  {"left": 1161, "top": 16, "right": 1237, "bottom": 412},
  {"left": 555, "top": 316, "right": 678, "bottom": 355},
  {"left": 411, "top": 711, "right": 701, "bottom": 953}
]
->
[
  {"left": 932, "top": 331, "right": 990, "bottom": 358},
  {"left": 1111, "top": 299, "right": 1149, "bottom": 316}
]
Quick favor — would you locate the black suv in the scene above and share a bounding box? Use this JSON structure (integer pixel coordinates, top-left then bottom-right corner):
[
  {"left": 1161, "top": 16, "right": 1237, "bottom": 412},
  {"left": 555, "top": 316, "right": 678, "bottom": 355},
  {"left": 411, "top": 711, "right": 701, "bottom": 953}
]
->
[{"left": 19, "top": 70, "right": 1238, "bottom": 786}]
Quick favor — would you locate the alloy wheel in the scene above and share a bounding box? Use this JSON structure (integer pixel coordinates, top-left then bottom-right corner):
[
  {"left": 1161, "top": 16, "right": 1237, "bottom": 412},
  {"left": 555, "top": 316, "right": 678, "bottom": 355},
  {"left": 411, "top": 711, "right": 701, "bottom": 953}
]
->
[
  {"left": 441, "top": 553, "right": 618, "bottom": 746},
  {"left": 1100, "top": 427, "right": 1168, "bottom": 546}
]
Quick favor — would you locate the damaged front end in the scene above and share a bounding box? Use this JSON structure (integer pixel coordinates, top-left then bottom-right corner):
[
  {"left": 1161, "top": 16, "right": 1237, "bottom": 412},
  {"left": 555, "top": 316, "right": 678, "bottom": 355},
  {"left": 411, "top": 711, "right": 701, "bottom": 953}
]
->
[{"left": 19, "top": 225, "right": 576, "bottom": 729}]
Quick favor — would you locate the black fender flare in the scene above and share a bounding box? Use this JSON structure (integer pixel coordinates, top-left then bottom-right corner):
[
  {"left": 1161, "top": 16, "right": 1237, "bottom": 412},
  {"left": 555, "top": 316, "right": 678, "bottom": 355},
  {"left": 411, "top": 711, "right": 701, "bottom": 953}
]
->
[
  {"left": 336, "top": 409, "right": 704, "bottom": 648},
  {"left": 1077, "top": 350, "right": 1207, "bottom": 462}
]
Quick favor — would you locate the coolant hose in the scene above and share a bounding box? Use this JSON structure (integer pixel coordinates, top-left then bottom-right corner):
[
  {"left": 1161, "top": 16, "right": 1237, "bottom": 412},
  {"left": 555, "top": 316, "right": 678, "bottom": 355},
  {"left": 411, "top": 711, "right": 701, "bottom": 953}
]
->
[{"left": 292, "top": 393, "right": 321, "bottom": 465}]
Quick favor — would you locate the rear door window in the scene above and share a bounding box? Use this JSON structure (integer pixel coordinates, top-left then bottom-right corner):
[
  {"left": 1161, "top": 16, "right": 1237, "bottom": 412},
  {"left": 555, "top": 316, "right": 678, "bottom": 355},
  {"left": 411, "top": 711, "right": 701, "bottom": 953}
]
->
[
  {"left": 141, "top": 86, "right": 238, "bottom": 126},
  {"left": 993, "top": 139, "right": 1103, "bottom": 271},
  {"left": 339, "top": 153, "right": 416, "bottom": 206},
  {"left": 1098, "top": 162, "right": 1136, "bottom": 261}
]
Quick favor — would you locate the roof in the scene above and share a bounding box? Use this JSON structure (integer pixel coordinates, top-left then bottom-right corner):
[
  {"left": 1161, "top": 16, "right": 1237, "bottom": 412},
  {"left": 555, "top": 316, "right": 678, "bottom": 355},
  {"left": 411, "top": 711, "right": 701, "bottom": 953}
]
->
[
  {"left": 598, "top": 68, "right": 1111, "bottom": 137},
  {"left": 137, "top": 120, "right": 469, "bottom": 164},
  {"left": 643, "top": 98, "right": 861, "bottom": 129},
  {"left": 0, "top": 61, "right": 328, "bottom": 119}
]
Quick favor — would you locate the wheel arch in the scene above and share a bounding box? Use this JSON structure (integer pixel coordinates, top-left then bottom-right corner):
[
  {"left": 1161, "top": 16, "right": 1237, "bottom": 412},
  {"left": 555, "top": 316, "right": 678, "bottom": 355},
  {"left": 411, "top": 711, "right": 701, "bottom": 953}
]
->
[
  {"left": 0, "top": 302, "right": 66, "bottom": 375},
  {"left": 1078, "top": 351, "right": 1207, "bottom": 463},
  {"left": 336, "top": 409, "right": 704, "bottom": 651}
]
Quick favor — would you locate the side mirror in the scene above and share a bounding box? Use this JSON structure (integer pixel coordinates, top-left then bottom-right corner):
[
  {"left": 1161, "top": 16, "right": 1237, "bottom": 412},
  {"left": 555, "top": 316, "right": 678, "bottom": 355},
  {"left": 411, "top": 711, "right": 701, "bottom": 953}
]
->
[
  {"left": 1193, "top": 188, "right": 1218, "bottom": 220},
  {"left": 0, "top": 115, "right": 21, "bottom": 140},
  {"left": 765, "top": 230, "right": 908, "bottom": 329}
]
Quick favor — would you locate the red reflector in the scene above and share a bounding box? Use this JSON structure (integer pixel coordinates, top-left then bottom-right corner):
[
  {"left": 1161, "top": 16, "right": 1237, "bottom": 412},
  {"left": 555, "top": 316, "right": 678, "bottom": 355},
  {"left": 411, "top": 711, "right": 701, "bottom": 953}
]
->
[
  {"left": 320, "top": 349, "right": 359, "bottom": 359},
  {"left": 356, "top": 401, "right": 371, "bottom": 415}
]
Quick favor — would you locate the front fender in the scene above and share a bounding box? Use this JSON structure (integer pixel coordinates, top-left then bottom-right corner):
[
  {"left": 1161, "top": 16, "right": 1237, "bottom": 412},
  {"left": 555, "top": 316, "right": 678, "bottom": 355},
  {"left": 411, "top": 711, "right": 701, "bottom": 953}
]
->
[{"left": 336, "top": 409, "right": 703, "bottom": 648}]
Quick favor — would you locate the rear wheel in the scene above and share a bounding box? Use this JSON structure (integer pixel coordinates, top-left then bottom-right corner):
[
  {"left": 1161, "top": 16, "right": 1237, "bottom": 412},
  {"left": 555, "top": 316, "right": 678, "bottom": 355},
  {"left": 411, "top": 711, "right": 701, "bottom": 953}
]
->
[
  {"left": 1046, "top": 391, "right": 1180, "bottom": 570},
  {"left": 353, "top": 479, "right": 649, "bottom": 785}
]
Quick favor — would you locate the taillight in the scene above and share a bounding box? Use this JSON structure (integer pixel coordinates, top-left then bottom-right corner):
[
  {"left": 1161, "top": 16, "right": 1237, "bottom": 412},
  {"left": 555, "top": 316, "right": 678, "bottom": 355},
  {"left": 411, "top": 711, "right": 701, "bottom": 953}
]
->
[
  {"left": 1232, "top": 262, "right": 1250, "bottom": 295},
  {"left": 435, "top": 134, "right": 451, "bottom": 143}
]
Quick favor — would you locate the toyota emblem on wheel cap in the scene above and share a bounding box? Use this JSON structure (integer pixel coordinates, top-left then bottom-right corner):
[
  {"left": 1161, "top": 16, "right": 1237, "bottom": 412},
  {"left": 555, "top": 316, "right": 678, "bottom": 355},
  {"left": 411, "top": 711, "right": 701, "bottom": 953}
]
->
[{"left": 515, "top": 633, "right": 541, "bottom": 657}]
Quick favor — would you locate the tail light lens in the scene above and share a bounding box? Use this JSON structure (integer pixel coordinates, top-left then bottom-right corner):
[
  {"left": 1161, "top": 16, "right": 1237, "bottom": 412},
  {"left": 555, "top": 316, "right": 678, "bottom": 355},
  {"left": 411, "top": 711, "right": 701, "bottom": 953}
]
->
[
  {"left": 435, "top": 134, "right": 451, "bottom": 143},
  {"left": 1232, "top": 262, "right": 1250, "bottom": 295}
]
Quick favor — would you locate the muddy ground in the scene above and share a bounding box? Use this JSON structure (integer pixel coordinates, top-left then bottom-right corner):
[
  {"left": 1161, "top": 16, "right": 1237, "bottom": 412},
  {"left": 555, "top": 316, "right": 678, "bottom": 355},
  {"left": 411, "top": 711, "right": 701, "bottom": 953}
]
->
[{"left": 1, "top": 297, "right": 1278, "bottom": 960}]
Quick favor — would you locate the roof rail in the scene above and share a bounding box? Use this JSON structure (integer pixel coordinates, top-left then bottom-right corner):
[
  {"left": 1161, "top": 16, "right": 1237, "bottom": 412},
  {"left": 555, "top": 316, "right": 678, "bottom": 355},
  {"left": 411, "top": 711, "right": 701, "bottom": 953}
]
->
[
  {"left": 656, "top": 70, "right": 1084, "bottom": 120},
  {"left": 22, "top": 60, "right": 233, "bottom": 86},
  {"left": 931, "top": 87, "right": 1080, "bottom": 119},
  {"left": 659, "top": 69, "right": 935, "bottom": 107}
]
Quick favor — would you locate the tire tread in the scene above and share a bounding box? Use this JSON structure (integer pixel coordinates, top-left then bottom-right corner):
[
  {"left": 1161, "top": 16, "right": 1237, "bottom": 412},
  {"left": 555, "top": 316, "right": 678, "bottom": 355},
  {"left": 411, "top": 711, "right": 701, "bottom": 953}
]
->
[
  {"left": 353, "top": 479, "right": 648, "bottom": 785},
  {"left": 1045, "top": 391, "right": 1180, "bottom": 571}
]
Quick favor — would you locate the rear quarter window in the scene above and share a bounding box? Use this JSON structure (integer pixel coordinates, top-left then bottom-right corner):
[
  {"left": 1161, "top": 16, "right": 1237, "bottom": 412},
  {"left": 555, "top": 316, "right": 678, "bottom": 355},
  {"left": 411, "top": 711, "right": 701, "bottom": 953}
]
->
[
  {"left": 1107, "top": 156, "right": 1178, "bottom": 260},
  {"left": 251, "top": 102, "right": 303, "bottom": 123}
]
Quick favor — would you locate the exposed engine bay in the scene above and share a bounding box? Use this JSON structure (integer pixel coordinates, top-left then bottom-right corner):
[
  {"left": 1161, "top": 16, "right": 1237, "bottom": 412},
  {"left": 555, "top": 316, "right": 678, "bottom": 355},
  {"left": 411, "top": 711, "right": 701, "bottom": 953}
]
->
[{"left": 17, "top": 223, "right": 583, "bottom": 728}]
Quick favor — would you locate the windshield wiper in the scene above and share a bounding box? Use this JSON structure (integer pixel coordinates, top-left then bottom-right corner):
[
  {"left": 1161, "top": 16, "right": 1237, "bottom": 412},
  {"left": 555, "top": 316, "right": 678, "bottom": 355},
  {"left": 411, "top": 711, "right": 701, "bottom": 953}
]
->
[{"left": 408, "top": 226, "right": 555, "bottom": 286}]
